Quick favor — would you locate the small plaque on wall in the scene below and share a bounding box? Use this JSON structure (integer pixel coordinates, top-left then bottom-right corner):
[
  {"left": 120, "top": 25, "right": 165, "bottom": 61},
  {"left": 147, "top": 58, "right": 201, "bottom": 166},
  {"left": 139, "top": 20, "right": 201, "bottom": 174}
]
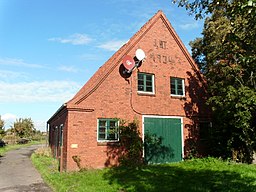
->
[{"left": 71, "top": 144, "right": 78, "bottom": 148}]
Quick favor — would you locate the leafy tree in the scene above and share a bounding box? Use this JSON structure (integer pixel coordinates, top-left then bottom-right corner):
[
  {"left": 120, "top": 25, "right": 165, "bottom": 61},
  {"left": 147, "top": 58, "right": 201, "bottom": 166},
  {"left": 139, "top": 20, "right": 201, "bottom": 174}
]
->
[
  {"left": 0, "top": 116, "right": 5, "bottom": 138},
  {"left": 173, "top": 0, "right": 256, "bottom": 162},
  {"left": 12, "top": 118, "right": 35, "bottom": 138}
]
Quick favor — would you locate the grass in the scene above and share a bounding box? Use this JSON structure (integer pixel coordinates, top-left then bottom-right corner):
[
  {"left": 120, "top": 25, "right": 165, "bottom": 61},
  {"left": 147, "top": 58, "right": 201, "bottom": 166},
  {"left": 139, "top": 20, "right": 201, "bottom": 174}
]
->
[
  {"left": 31, "top": 154, "right": 256, "bottom": 192},
  {"left": 31, "top": 154, "right": 120, "bottom": 192},
  {"left": 0, "top": 140, "right": 45, "bottom": 156}
]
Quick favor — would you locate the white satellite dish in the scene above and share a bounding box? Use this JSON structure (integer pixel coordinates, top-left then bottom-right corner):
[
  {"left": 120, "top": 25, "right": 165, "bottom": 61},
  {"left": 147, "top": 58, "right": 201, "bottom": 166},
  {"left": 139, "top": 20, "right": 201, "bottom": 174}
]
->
[{"left": 135, "top": 49, "right": 145, "bottom": 61}]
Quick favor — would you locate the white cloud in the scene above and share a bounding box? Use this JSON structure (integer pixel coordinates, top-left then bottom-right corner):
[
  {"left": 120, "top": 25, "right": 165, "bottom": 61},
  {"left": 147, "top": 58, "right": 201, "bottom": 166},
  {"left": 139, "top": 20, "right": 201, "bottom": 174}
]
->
[
  {"left": 0, "top": 70, "right": 28, "bottom": 80},
  {"left": 49, "top": 33, "right": 92, "bottom": 45},
  {"left": 0, "top": 57, "right": 44, "bottom": 68},
  {"left": 98, "top": 40, "right": 127, "bottom": 51},
  {"left": 58, "top": 65, "right": 78, "bottom": 73},
  {"left": 1, "top": 113, "right": 17, "bottom": 121},
  {"left": 0, "top": 81, "right": 81, "bottom": 103},
  {"left": 34, "top": 120, "right": 47, "bottom": 132},
  {"left": 1, "top": 113, "right": 17, "bottom": 129},
  {"left": 80, "top": 53, "right": 102, "bottom": 61},
  {"left": 178, "top": 21, "right": 200, "bottom": 30}
]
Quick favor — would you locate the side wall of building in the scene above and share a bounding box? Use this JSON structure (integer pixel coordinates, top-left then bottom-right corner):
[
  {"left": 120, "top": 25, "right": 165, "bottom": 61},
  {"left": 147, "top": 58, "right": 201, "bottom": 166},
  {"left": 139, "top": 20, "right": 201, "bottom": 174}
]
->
[{"left": 48, "top": 108, "right": 68, "bottom": 171}]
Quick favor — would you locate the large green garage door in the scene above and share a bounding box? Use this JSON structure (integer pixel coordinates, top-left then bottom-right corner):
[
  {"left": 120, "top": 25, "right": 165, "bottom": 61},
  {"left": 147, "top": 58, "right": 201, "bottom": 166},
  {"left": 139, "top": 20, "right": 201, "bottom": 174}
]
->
[{"left": 144, "top": 117, "right": 182, "bottom": 164}]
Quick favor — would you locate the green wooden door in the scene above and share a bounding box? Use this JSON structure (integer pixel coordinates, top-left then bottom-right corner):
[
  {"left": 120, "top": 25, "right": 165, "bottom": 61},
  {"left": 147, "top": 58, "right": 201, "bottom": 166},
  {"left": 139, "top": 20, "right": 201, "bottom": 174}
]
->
[{"left": 144, "top": 117, "right": 182, "bottom": 164}]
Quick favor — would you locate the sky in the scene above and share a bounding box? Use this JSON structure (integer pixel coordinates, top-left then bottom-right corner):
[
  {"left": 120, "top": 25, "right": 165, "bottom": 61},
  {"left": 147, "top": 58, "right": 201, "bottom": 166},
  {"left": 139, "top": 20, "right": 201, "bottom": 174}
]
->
[{"left": 0, "top": 0, "right": 204, "bottom": 131}]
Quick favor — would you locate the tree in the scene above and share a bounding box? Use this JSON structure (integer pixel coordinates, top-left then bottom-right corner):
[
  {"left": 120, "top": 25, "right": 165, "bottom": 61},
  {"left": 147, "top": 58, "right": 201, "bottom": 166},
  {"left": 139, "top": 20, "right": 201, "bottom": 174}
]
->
[
  {"left": 12, "top": 118, "right": 35, "bottom": 138},
  {"left": 173, "top": 0, "right": 256, "bottom": 162},
  {"left": 0, "top": 116, "right": 5, "bottom": 138}
]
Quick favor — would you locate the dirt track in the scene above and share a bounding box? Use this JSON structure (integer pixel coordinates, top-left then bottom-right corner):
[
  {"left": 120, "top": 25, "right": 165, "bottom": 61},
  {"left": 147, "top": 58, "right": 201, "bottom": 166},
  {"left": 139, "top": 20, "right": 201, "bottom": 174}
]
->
[{"left": 0, "top": 145, "right": 52, "bottom": 192}]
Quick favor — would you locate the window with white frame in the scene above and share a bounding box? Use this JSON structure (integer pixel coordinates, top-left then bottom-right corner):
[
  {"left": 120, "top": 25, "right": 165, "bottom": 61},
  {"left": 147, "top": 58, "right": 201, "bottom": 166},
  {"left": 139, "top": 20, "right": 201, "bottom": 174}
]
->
[
  {"left": 97, "top": 119, "right": 119, "bottom": 141},
  {"left": 171, "top": 77, "right": 185, "bottom": 96},
  {"left": 137, "top": 72, "right": 155, "bottom": 94}
]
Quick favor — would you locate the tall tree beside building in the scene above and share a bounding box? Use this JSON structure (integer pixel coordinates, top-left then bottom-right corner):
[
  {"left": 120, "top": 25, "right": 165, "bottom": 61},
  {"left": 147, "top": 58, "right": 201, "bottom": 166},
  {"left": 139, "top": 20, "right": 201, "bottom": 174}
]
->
[
  {"left": 0, "top": 116, "right": 5, "bottom": 138},
  {"left": 173, "top": 0, "right": 256, "bottom": 162},
  {"left": 12, "top": 118, "right": 35, "bottom": 138}
]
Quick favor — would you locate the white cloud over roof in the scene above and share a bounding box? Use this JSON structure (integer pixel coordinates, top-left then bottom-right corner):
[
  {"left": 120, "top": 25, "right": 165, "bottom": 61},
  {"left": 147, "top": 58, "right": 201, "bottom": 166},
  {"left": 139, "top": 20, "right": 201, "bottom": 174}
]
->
[
  {"left": 58, "top": 65, "right": 78, "bottom": 73},
  {"left": 0, "top": 57, "right": 44, "bottom": 68},
  {"left": 97, "top": 40, "right": 127, "bottom": 51},
  {"left": 48, "top": 33, "right": 92, "bottom": 45},
  {"left": 178, "top": 21, "right": 200, "bottom": 30}
]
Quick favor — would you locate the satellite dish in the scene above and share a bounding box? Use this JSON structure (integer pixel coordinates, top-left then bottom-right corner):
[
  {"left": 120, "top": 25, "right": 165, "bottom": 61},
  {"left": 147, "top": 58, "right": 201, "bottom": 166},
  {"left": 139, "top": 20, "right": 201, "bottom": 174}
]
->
[
  {"left": 135, "top": 49, "right": 145, "bottom": 61},
  {"left": 122, "top": 55, "right": 135, "bottom": 71}
]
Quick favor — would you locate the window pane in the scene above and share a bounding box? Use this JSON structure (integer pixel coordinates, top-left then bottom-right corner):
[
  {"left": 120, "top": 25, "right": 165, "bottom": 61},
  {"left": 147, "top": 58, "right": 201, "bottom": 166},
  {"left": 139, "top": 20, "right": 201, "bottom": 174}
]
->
[
  {"left": 146, "top": 81, "right": 152, "bottom": 86},
  {"left": 146, "top": 75, "right": 152, "bottom": 81},
  {"left": 146, "top": 86, "right": 153, "bottom": 92},
  {"left": 108, "top": 133, "right": 117, "bottom": 140},
  {"left": 138, "top": 85, "right": 144, "bottom": 91},
  {"left": 138, "top": 80, "right": 144, "bottom": 86},
  {"left": 109, "top": 121, "right": 116, "bottom": 127},
  {"left": 171, "top": 79, "right": 176, "bottom": 93},
  {"left": 177, "top": 84, "right": 182, "bottom": 89},
  {"left": 99, "top": 120, "right": 106, "bottom": 127},
  {"left": 98, "top": 133, "right": 106, "bottom": 140},
  {"left": 138, "top": 73, "right": 153, "bottom": 93},
  {"left": 99, "top": 127, "right": 106, "bottom": 132},
  {"left": 178, "top": 89, "right": 183, "bottom": 95},
  {"left": 171, "top": 78, "right": 184, "bottom": 96},
  {"left": 138, "top": 74, "right": 143, "bottom": 80}
]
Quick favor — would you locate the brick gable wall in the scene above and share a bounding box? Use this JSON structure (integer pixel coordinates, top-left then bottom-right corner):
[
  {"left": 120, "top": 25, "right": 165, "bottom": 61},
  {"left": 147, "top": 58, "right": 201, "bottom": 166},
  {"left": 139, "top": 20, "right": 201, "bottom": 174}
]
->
[{"left": 48, "top": 11, "right": 210, "bottom": 171}]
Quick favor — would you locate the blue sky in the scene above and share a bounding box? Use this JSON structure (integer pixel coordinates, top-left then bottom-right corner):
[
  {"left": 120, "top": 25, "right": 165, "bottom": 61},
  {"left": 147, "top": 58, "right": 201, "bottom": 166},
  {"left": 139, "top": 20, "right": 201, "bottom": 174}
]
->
[{"left": 0, "top": 0, "right": 203, "bottom": 131}]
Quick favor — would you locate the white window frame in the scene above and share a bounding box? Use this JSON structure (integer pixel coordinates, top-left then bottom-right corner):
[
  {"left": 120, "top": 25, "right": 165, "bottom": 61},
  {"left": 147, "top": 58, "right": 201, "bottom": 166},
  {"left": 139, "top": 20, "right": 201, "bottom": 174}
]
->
[
  {"left": 170, "top": 77, "right": 185, "bottom": 97},
  {"left": 137, "top": 72, "right": 155, "bottom": 95},
  {"left": 97, "top": 119, "right": 119, "bottom": 142}
]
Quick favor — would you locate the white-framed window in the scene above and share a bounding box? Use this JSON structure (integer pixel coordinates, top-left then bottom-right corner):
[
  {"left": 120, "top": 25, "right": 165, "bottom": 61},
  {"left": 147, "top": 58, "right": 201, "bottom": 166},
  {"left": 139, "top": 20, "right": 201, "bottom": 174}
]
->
[
  {"left": 137, "top": 72, "right": 155, "bottom": 94},
  {"left": 97, "top": 119, "right": 119, "bottom": 142},
  {"left": 170, "top": 77, "right": 185, "bottom": 97}
]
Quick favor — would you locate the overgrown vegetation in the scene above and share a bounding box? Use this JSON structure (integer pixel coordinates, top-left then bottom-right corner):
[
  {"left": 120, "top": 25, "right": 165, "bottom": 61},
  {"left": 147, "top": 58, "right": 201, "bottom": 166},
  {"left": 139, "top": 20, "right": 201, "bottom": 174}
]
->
[
  {"left": 32, "top": 152, "right": 256, "bottom": 192},
  {"left": 172, "top": 0, "right": 256, "bottom": 163},
  {"left": 118, "top": 119, "right": 143, "bottom": 166},
  {"left": 104, "top": 119, "right": 144, "bottom": 168}
]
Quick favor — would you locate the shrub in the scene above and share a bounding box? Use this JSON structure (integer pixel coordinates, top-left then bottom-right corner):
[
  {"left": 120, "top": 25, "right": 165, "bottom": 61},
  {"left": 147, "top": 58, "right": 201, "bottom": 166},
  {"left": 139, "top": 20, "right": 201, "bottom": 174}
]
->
[
  {"left": 34, "top": 147, "right": 52, "bottom": 157},
  {"left": 2, "top": 135, "right": 20, "bottom": 145},
  {"left": 0, "top": 139, "right": 5, "bottom": 147},
  {"left": 119, "top": 119, "right": 143, "bottom": 167}
]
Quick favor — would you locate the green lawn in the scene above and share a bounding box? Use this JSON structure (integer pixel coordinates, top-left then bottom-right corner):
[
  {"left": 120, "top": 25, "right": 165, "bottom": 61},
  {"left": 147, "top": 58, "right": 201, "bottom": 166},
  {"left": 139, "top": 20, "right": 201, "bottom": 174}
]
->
[{"left": 31, "top": 154, "right": 256, "bottom": 192}]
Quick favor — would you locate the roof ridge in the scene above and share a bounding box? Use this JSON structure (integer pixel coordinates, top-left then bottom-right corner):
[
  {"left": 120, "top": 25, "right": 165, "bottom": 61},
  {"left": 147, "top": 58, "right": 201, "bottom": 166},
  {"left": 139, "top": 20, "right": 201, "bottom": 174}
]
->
[
  {"left": 68, "top": 10, "right": 205, "bottom": 105},
  {"left": 69, "top": 10, "right": 163, "bottom": 105}
]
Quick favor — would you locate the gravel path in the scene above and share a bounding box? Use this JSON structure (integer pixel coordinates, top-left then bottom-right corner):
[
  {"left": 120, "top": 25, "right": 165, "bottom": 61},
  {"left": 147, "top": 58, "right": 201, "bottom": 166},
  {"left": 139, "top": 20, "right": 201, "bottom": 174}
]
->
[{"left": 0, "top": 144, "right": 52, "bottom": 192}]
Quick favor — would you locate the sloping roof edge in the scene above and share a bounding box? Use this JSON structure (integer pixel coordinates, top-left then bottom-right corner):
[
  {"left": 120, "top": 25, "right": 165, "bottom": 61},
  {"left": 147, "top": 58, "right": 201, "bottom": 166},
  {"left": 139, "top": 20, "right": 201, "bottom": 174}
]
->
[{"left": 67, "top": 10, "right": 206, "bottom": 106}]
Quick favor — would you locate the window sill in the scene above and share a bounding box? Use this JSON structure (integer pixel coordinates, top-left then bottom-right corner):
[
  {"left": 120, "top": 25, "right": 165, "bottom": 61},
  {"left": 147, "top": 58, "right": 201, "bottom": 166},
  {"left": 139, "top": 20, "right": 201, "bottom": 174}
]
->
[
  {"left": 137, "top": 91, "right": 156, "bottom": 96},
  {"left": 171, "top": 95, "right": 186, "bottom": 100},
  {"left": 97, "top": 141, "right": 120, "bottom": 146}
]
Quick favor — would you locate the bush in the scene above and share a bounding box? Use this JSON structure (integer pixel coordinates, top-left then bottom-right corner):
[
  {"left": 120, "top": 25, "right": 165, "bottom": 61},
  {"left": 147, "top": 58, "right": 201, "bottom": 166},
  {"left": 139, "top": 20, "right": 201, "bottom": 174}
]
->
[
  {"left": 0, "top": 139, "right": 5, "bottom": 147},
  {"left": 119, "top": 119, "right": 143, "bottom": 167},
  {"left": 2, "top": 135, "right": 19, "bottom": 145},
  {"left": 34, "top": 147, "right": 52, "bottom": 157}
]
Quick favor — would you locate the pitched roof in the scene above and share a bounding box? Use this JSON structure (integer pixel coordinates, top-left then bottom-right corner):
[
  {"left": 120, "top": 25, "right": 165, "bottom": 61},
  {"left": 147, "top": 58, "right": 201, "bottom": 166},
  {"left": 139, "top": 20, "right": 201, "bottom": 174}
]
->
[{"left": 66, "top": 10, "right": 204, "bottom": 107}]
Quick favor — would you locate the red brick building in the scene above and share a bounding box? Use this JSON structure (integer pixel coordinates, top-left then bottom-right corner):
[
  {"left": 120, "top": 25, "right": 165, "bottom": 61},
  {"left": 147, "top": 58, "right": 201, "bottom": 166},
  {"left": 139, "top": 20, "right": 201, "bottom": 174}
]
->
[{"left": 47, "top": 10, "right": 210, "bottom": 171}]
